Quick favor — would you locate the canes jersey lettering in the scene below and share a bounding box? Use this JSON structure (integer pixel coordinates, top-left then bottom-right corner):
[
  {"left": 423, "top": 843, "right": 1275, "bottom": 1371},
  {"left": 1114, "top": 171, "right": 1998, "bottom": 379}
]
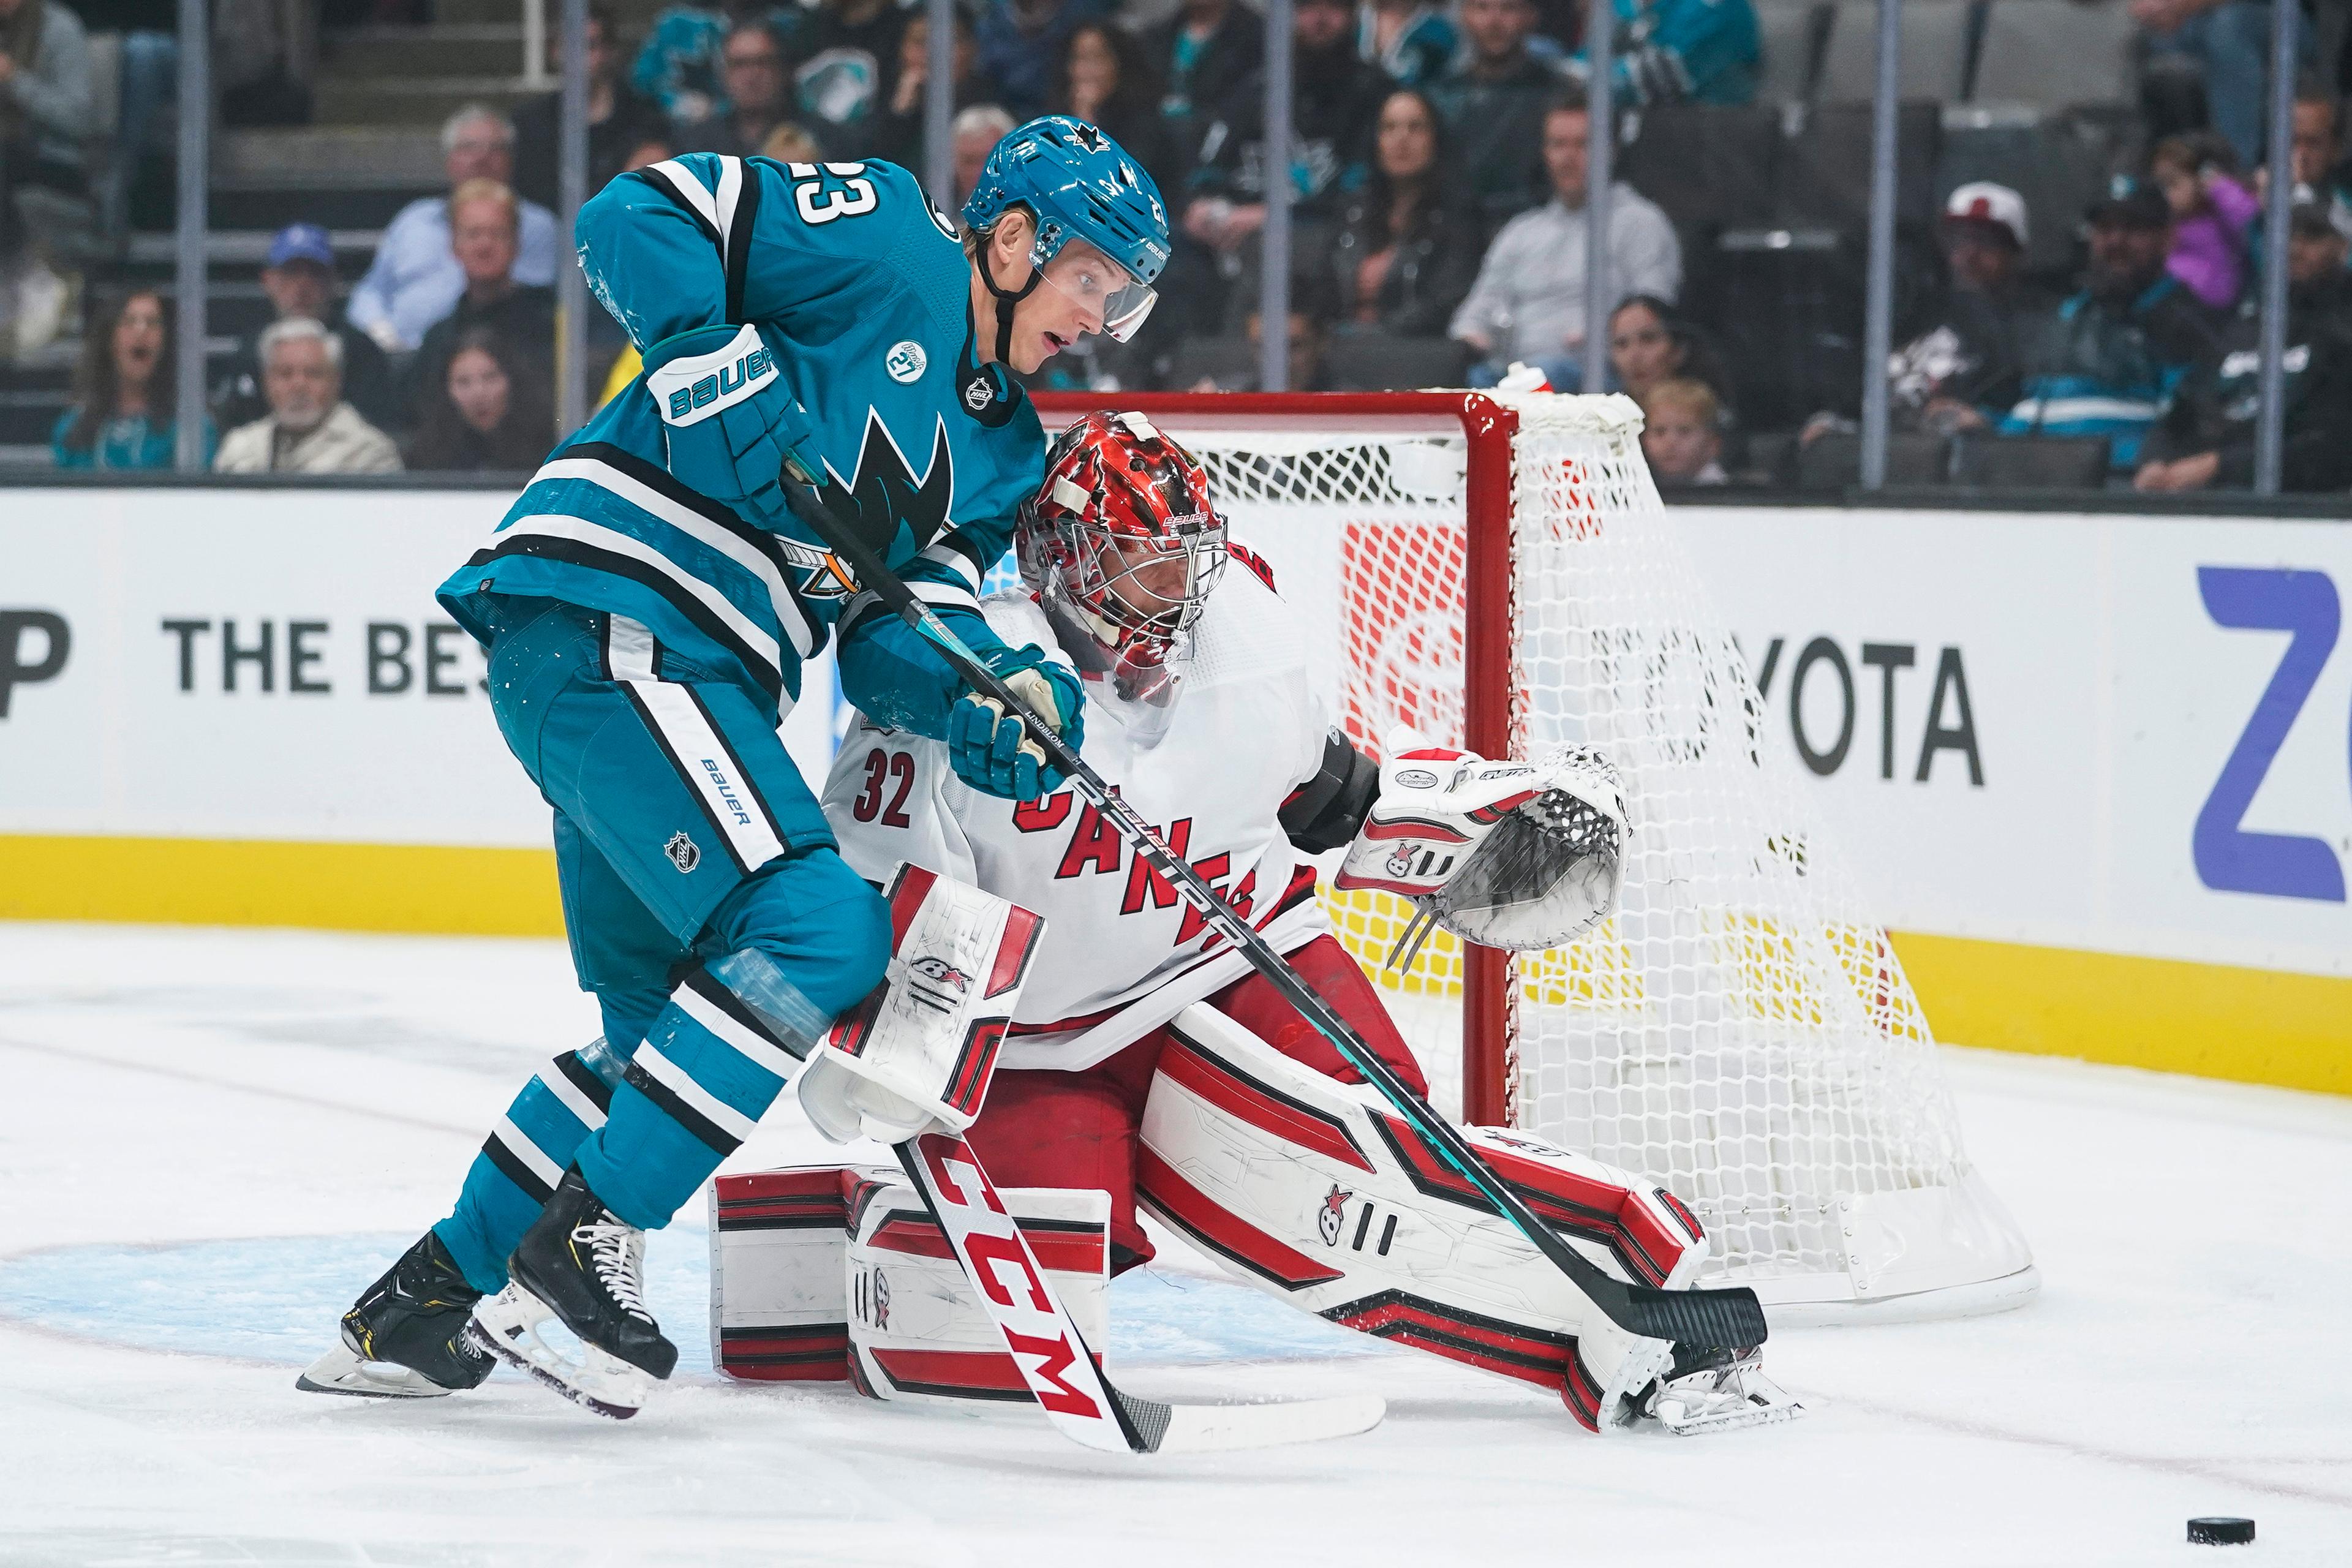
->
[
  {"left": 823, "top": 562, "right": 1331, "bottom": 1070},
  {"left": 437, "top": 153, "right": 1039, "bottom": 729}
]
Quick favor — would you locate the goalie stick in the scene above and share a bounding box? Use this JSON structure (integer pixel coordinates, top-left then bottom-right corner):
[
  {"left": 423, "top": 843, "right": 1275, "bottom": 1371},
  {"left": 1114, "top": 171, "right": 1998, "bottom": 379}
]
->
[
  {"left": 895, "top": 1131, "right": 1385, "bottom": 1455},
  {"left": 778, "top": 456, "right": 1768, "bottom": 1354}
]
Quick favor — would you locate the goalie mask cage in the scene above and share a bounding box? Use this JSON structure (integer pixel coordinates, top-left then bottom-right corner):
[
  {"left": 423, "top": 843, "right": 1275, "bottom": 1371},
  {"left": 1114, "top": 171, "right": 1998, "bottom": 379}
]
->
[{"left": 1032, "top": 391, "right": 2036, "bottom": 1321}]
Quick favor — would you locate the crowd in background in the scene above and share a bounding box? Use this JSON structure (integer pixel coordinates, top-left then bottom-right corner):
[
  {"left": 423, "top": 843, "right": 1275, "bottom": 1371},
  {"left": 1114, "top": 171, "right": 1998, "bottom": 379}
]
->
[{"left": 6, "top": 0, "right": 2352, "bottom": 491}]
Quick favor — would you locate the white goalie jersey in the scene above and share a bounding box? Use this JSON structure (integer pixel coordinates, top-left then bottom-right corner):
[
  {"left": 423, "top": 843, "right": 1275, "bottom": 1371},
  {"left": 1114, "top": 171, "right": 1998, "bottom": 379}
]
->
[{"left": 820, "top": 557, "right": 1332, "bottom": 1072}]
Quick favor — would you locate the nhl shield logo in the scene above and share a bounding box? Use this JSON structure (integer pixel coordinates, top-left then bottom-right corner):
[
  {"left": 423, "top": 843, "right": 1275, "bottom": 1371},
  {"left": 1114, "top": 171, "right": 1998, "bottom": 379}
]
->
[
  {"left": 885, "top": 341, "right": 927, "bottom": 383},
  {"left": 1317, "top": 1183, "right": 1354, "bottom": 1246},
  {"left": 663, "top": 831, "right": 701, "bottom": 873},
  {"left": 963, "top": 373, "right": 993, "bottom": 412}
]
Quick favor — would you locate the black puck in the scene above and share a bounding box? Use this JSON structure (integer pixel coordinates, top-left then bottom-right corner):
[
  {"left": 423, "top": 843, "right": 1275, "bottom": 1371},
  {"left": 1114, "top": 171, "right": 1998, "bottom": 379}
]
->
[{"left": 2188, "top": 1517, "right": 2255, "bottom": 1545}]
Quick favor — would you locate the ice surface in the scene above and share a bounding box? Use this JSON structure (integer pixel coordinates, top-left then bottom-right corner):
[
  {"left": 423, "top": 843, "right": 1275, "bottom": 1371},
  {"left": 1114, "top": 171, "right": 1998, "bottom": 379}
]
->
[{"left": 1, "top": 923, "right": 2346, "bottom": 1567}]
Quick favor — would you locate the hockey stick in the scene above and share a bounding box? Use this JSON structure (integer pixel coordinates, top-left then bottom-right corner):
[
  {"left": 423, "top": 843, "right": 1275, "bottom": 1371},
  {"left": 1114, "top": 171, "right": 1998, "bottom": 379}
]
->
[
  {"left": 777, "top": 459, "right": 1768, "bottom": 1352},
  {"left": 895, "top": 1131, "right": 1385, "bottom": 1455}
]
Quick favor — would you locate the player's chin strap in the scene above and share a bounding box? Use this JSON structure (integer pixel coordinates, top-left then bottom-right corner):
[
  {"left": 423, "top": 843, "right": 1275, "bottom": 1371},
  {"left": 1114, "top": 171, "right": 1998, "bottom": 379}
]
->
[{"left": 976, "top": 240, "right": 1043, "bottom": 367}]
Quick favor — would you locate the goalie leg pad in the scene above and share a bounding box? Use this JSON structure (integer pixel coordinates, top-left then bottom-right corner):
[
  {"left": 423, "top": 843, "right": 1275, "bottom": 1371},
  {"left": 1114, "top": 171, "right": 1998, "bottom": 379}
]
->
[
  {"left": 797, "top": 862, "right": 1045, "bottom": 1146},
  {"left": 709, "top": 1164, "right": 886, "bottom": 1382},
  {"left": 708, "top": 1163, "right": 1115, "bottom": 1404},
  {"left": 843, "top": 1175, "right": 1112, "bottom": 1407},
  {"left": 1137, "top": 1002, "right": 1717, "bottom": 1433}
]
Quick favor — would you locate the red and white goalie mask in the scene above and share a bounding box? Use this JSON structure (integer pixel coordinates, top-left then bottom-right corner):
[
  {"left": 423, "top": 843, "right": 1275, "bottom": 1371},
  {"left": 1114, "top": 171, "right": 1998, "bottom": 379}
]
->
[{"left": 1015, "top": 410, "right": 1228, "bottom": 747}]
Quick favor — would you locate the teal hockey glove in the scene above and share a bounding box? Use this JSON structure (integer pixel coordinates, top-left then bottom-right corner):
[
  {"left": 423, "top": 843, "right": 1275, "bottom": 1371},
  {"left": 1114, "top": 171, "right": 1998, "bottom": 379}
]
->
[
  {"left": 644, "top": 323, "right": 813, "bottom": 516},
  {"left": 948, "top": 644, "right": 1084, "bottom": 801}
]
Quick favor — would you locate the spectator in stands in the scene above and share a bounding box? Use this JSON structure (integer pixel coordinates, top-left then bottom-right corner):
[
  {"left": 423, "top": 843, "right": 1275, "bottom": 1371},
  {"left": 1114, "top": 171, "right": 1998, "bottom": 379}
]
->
[
  {"left": 1145, "top": 0, "right": 1262, "bottom": 178},
  {"left": 407, "top": 326, "right": 554, "bottom": 472},
  {"left": 1571, "top": 0, "right": 1759, "bottom": 108},
  {"left": 1188, "top": 0, "right": 1391, "bottom": 325},
  {"left": 2277, "top": 74, "right": 2352, "bottom": 250},
  {"left": 349, "top": 107, "right": 559, "bottom": 354},
  {"left": 2133, "top": 0, "right": 2307, "bottom": 171},
  {"left": 1359, "top": 0, "right": 1458, "bottom": 87},
  {"left": 1328, "top": 88, "right": 1481, "bottom": 336},
  {"left": 791, "top": 0, "right": 911, "bottom": 155},
  {"left": 953, "top": 104, "right": 1018, "bottom": 206},
  {"left": 682, "top": 20, "right": 794, "bottom": 157},
  {"left": 1847, "top": 184, "right": 2057, "bottom": 438},
  {"left": 51, "top": 288, "right": 209, "bottom": 469},
  {"left": 2152, "top": 133, "right": 2259, "bottom": 314},
  {"left": 1428, "top": 0, "right": 1562, "bottom": 228},
  {"left": 1997, "top": 178, "right": 2220, "bottom": 474},
  {"left": 1182, "top": 301, "right": 1332, "bottom": 391},
  {"left": 1639, "top": 377, "right": 1727, "bottom": 484},
  {"left": 214, "top": 223, "right": 398, "bottom": 434},
  {"left": 407, "top": 180, "right": 556, "bottom": 423},
  {"left": 2135, "top": 200, "right": 2352, "bottom": 494},
  {"left": 1607, "top": 293, "right": 1728, "bottom": 404},
  {"left": 1449, "top": 89, "right": 1681, "bottom": 388},
  {"left": 214, "top": 318, "right": 403, "bottom": 475},
  {"left": 977, "top": 0, "right": 1110, "bottom": 122},
  {"left": 870, "top": 10, "right": 983, "bottom": 170},
  {"left": 1050, "top": 23, "right": 1178, "bottom": 197},
  {"left": 1, "top": 0, "right": 94, "bottom": 361},
  {"left": 511, "top": 4, "right": 669, "bottom": 214},
  {"left": 761, "top": 121, "right": 823, "bottom": 161}
]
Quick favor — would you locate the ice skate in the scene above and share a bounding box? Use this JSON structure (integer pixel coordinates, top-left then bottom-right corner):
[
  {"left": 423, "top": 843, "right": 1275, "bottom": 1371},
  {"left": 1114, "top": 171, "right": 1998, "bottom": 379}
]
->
[
  {"left": 1637, "top": 1345, "right": 1805, "bottom": 1436},
  {"left": 298, "top": 1231, "right": 494, "bottom": 1399},
  {"left": 467, "top": 1167, "right": 677, "bottom": 1420}
]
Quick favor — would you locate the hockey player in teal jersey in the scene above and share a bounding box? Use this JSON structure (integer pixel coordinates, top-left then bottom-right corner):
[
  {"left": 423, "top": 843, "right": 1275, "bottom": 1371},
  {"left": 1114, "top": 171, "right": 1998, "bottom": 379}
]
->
[{"left": 298, "top": 118, "right": 1171, "bottom": 1419}]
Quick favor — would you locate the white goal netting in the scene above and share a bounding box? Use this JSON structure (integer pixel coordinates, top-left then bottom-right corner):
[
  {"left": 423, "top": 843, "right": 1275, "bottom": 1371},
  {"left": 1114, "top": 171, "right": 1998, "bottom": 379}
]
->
[{"left": 1156, "top": 393, "right": 2035, "bottom": 1317}]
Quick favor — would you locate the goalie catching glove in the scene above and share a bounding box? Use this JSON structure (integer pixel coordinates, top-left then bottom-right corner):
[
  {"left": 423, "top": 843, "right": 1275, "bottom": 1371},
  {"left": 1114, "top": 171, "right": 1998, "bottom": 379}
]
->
[
  {"left": 1333, "top": 729, "right": 1629, "bottom": 967},
  {"left": 797, "top": 863, "right": 1044, "bottom": 1146}
]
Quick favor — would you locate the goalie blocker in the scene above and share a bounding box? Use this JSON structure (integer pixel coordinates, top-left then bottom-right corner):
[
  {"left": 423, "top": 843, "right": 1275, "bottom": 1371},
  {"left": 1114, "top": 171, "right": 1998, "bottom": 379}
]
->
[{"left": 715, "top": 999, "right": 1798, "bottom": 1436}]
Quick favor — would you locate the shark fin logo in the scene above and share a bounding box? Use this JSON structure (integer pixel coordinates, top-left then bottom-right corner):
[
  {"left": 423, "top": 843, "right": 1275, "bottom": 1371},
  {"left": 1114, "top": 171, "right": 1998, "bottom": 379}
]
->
[{"left": 778, "top": 409, "right": 956, "bottom": 602}]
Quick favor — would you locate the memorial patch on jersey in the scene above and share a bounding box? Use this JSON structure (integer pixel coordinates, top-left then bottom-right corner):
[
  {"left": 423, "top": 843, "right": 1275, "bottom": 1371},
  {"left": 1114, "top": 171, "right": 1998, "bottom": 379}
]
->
[{"left": 886, "top": 341, "right": 927, "bottom": 383}]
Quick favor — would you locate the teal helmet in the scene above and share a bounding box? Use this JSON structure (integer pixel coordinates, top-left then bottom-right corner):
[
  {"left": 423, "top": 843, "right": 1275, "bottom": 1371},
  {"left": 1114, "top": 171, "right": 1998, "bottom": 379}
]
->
[{"left": 960, "top": 115, "right": 1169, "bottom": 357}]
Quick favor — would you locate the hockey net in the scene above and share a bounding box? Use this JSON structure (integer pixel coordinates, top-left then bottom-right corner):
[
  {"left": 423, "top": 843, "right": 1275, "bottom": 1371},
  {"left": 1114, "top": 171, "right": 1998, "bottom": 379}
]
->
[{"left": 1034, "top": 391, "right": 2036, "bottom": 1317}]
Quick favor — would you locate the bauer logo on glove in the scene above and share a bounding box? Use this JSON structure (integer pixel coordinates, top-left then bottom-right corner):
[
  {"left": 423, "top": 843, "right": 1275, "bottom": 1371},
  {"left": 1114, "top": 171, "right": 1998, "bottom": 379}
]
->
[
  {"left": 1334, "top": 728, "right": 1630, "bottom": 968},
  {"left": 796, "top": 863, "right": 1046, "bottom": 1146}
]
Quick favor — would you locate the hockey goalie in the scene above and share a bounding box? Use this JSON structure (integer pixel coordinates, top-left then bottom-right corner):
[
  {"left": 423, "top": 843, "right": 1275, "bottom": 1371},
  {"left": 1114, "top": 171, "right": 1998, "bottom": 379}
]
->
[{"left": 731, "top": 411, "right": 1800, "bottom": 1436}]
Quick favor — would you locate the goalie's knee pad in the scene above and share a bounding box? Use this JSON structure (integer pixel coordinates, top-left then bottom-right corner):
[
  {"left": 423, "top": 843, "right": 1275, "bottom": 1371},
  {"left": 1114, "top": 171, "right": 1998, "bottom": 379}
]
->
[
  {"left": 1137, "top": 1003, "right": 1709, "bottom": 1433},
  {"left": 795, "top": 863, "right": 1045, "bottom": 1146},
  {"left": 707, "top": 1164, "right": 1112, "bottom": 1408}
]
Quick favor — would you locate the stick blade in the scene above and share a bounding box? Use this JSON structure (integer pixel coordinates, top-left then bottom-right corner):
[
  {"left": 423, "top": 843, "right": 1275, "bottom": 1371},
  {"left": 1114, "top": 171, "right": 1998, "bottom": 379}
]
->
[
  {"left": 1618, "top": 1283, "right": 1770, "bottom": 1349},
  {"left": 1133, "top": 1390, "right": 1387, "bottom": 1455}
]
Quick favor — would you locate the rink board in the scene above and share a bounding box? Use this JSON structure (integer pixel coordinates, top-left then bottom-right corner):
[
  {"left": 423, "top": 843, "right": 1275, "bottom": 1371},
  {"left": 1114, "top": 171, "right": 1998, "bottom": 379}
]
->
[{"left": 1, "top": 488, "right": 2348, "bottom": 1095}]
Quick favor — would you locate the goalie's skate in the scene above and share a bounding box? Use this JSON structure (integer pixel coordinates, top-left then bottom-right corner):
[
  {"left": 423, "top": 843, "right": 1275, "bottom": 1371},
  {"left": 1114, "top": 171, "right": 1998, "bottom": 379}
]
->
[
  {"left": 1639, "top": 1346, "right": 1806, "bottom": 1437},
  {"left": 297, "top": 1231, "right": 493, "bottom": 1399},
  {"left": 466, "top": 1167, "right": 679, "bottom": 1420}
]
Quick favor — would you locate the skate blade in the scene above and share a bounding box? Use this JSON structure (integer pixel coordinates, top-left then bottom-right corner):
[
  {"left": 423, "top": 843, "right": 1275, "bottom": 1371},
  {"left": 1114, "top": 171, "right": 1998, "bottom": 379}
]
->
[
  {"left": 295, "top": 1340, "right": 454, "bottom": 1400},
  {"left": 468, "top": 1283, "right": 657, "bottom": 1421},
  {"left": 1593, "top": 1340, "right": 1680, "bottom": 1438},
  {"left": 1653, "top": 1371, "right": 1807, "bottom": 1437}
]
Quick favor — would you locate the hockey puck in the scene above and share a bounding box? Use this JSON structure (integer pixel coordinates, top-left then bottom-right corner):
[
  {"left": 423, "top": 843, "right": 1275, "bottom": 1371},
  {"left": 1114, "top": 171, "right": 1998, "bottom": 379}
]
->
[{"left": 2187, "top": 1518, "right": 2255, "bottom": 1545}]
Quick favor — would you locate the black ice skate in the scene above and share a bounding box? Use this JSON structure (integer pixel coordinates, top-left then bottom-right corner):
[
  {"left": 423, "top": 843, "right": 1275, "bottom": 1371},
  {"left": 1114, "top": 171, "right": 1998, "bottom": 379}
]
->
[
  {"left": 466, "top": 1166, "right": 677, "bottom": 1419},
  {"left": 297, "top": 1230, "right": 496, "bottom": 1399}
]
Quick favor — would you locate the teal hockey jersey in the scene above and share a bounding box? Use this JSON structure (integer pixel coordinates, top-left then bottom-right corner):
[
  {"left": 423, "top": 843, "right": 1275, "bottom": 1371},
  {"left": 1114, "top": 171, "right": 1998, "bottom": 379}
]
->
[{"left": 436, "top": 153, "right": 1045, "bottom": 733}]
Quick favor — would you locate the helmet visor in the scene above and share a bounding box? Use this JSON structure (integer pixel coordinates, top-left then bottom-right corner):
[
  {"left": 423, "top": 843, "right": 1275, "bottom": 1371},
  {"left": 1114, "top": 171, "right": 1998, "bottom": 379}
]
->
[{"left": 1035, "top": 237, "right": 1158, "bottom": 343}]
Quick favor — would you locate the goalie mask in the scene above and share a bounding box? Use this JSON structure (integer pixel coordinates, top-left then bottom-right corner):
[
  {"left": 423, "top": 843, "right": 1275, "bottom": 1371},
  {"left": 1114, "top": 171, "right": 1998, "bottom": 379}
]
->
[{"left": 1016, "top": 410, "right": 1228, "bottom": 747}]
